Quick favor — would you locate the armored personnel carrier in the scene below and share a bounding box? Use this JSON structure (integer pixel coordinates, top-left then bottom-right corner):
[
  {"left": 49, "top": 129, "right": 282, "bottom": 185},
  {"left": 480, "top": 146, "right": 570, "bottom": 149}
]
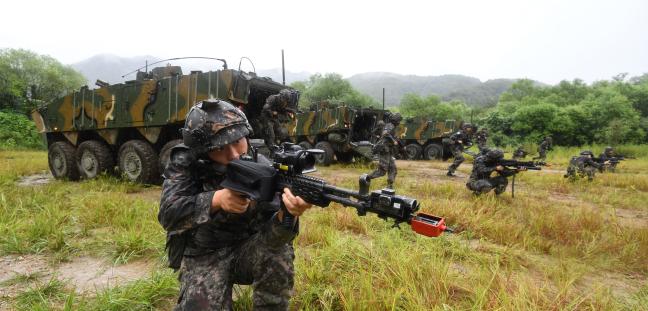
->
[
  {"left": 280, "top": 102, "right": 461, "bottom": 165},
  {"left": 31, "top": 58, "right": 288, "bottom": 183}
]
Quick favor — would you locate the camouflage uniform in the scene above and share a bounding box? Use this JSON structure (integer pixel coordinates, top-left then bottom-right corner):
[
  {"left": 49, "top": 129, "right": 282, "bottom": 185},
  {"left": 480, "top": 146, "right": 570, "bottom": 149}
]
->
[
  {"left": 598, "top": 146, "right": 617, "bottom": 173},
  {"left": 371, "top": 120, "right": 385, "bottom": 144},
  {"left": 367, "top": 114, "right": 401, "bottom": 188},
  {"left": 261, "top": 90, "right": 297, "bottom": 148},
  {"left": 533, "top": 137, "right": 552, "bottom": 161},
  {"left": 466, "top": 149, "right": 517, "bottom": 195},
  {"left": 475, "top": 128, "right": 488, "bottom": 152},
  {"left": 446, "top": 124, "right": 473, "bottom": 176},
  {"left": 564, "top": 151, "right": 601, "bottom": 181},
  {"left": 159, "top": 100, "right": 298, "bottom": 310},
  {"left": 512, "top": 147, "right": 528, "bottom": 160}
]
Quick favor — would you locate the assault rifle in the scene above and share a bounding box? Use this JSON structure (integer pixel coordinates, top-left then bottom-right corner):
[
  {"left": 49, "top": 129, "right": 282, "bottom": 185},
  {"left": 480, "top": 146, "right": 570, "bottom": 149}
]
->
[
  {"left": 221, "top": 143, "right": 451, "bottom": 237},
  {"left": 496, "top": 159, "right": 542, "bottom": 198}
]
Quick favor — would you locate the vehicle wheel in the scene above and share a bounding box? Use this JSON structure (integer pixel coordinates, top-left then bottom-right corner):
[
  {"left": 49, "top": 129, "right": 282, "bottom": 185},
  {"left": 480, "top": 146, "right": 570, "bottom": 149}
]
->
[
  {"left": 159, "top": 139, "right": 183, "bottom": 173},
  {"left": 423, "top": 143, "right": 444, "bottom": 160},
  {"left": 298, "top": 141, "right": 312, "bottom": 151},
  {"left": 118, "top": 140, "right": 159, "bottom": 184},
  {"left": 336, "top": 152, "right": 354, "bottom": 164},
  {"left": 404, "top": 143, "right": 423, "bottom": 160},
  {"left": 76, "top": 140, "right": 114, "bottom": 179},
  {"left": 48, "top": 141, "right": 80, "bottom": 181},
  {"left": 314, "top": 141, "right": 334, "bottom": 166}
]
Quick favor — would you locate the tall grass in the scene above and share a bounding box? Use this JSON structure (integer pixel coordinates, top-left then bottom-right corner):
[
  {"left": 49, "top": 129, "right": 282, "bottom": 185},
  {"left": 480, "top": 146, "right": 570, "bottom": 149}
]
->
[{"left": 1, "top": 149, "right": 646, "bottom": 310}]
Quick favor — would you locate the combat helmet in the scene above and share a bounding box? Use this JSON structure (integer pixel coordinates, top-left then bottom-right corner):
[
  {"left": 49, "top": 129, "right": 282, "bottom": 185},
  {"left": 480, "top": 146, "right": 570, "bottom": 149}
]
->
[
  {"left": 389, "top": 112, "right": 402, "bottom": 125},
  {"left": 461, "top": 123, "right": 474, "bottom": 132},
  {"left": 181, "top": 100, "right": 252, "bottom": 155},
  {"left": 580, "top": 150, "right": 594, "bottom": 157},
  {"left": 486, "top": 149, "right": 504, "bottom": 161},
  {"left": 604, "top": 146, "right": 614, "bottom": 154}
]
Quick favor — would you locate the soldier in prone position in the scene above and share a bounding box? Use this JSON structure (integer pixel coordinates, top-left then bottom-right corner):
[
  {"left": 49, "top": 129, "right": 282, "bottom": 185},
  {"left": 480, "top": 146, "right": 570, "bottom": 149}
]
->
[
  {"left": 366, "top": 113, "right": 402, "bottom": 189},
  {"left": 261, "top": 89, "right": 298, "bottom": 148},
  {"left": 158, "top": 100, "right": 312, "bottom": 310},
  {"left": 466, "top": 149, "right": 525, "bottom": 195},
  {"left": 446, "top": 123, "right": 475, "bottom": 177},
  {"left": 564, "top": 150, "right": 602, "bottom": 181}
]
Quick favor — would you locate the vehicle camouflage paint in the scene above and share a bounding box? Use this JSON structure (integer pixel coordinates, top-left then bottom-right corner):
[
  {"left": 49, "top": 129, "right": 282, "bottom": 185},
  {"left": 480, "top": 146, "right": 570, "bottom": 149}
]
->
[
  {"left": 32, "top": 62, "right": 287, "bottom": 183},
  {"left": 281, "top": 103, "right": 461, "bottom": 165}
]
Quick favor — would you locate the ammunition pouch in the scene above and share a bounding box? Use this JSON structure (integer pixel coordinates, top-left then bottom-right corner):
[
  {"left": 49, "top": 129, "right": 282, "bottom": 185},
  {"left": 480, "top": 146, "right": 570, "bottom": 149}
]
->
[{"left": 165, "top": 230, "right": 191, "bottom": 271}]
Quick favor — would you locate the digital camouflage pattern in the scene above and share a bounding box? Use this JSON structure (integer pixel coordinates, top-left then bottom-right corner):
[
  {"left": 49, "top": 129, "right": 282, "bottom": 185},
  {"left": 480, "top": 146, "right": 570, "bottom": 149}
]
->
[
  {"left": 367, "top": 122, "right": 399, "bottom": 188},
  {"left": 159, "top": 145, "right": 298, "bottom": 310},
  {"left": 564, "top": 152, "right": 601, "bottom": 181},
  {"left": 475, "top": 128, "right": 488, "bottom": 151},
  {"left": 466, "top": 150, "right": 516, "bottom": 195},
  {"left": 533, "top": 137, "right": 553, "bottom": 161},
  {"left": 446, "top": 128, "right": 473, "bottom": 176}
]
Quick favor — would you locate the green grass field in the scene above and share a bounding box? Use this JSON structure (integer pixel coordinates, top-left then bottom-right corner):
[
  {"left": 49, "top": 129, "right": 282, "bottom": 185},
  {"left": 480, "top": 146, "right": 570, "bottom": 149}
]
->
[{"left": 0, "top": 146, "right": 647, "bottom": 310}]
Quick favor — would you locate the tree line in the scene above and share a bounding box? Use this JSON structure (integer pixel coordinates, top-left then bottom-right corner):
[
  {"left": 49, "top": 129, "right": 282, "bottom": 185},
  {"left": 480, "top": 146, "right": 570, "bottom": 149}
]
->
[{"left": 2, "top": 48, "right": 647, "bottom": 149}]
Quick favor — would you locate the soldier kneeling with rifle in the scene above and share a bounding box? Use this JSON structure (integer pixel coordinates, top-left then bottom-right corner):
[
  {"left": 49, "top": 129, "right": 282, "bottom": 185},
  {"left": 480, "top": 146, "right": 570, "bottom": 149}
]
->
[{"left": 466, "top": 149, "right": 541, "bottom": 196}]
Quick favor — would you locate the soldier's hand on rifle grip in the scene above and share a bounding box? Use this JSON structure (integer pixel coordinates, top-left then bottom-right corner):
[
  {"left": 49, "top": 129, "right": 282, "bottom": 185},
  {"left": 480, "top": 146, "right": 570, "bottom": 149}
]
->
[
  {"left": 280, "top": 188, "right": 312, "bottom": 219},
  {"left": 211, "top": 189, "right": 250, "bottom": 214},
  {"left": 496, "top": 165, "right": 504, "bottom": 171},
  {"left": 517, "top": 166, "right": 527, "bottom": 171}
]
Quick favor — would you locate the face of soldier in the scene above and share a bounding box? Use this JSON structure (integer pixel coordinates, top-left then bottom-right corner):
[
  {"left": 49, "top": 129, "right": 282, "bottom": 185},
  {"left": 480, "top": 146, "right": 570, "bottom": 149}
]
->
[{"left": 207, "top": 139, "right": 249, "bottom": 165}]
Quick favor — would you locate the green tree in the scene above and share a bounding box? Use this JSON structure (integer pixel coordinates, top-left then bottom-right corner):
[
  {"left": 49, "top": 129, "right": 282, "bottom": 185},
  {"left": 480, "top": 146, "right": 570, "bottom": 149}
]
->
[
  {"left": 399, "top": 93, "right": 468, "bottom": 120},
  {"left": 294, "top": 73, "right": 378, "bottom": 108},
  {"left": 0, "top": 48, "right": 86, "bottom": 114}
]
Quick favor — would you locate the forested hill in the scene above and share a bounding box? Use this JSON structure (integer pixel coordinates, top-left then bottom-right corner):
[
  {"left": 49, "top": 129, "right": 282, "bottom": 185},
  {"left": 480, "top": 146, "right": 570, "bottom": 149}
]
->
[{"left": 347, "top": 72, "right": 520, "bottom": 107}]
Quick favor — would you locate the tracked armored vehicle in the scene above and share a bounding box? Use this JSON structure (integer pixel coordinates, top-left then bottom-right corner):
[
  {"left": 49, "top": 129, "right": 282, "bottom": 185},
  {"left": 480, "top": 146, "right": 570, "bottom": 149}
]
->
[{"left": 32, "top": 58, "right": 288, "bottom": 183}]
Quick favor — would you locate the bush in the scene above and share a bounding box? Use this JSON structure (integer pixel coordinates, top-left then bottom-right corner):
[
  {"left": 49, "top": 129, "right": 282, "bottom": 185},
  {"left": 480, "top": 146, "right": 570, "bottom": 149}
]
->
[{"left": 0, "top": 111, "right": 44, "bottom": 150}]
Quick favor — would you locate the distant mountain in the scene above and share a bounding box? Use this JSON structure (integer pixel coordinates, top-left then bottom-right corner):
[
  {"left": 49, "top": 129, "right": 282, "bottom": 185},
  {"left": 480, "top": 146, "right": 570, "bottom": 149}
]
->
[
  {"left": 71, "top": 54, "right": 160, "bottom": 86},
  {"left": 256, "top": 68, "right": 312, "bottom": 85},
  {"left": 348, "top": 72, "right": 520, "bottom": 107},
  {"left": 70, "top": 54, "right": 309, "bottom": 87},
  {"left": 70, "top": 55, "right": 528, "bottom": 107}
]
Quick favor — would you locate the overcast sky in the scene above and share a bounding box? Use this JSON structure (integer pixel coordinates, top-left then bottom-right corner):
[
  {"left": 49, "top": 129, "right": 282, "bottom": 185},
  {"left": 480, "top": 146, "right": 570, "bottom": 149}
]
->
[{"left": 2, "top": 0, "right": 647, "bottom": 84}]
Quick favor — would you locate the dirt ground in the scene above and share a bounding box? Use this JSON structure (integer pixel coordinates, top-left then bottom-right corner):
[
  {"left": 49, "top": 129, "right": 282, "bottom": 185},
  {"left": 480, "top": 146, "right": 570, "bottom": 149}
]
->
[{"left": 0, "top": 254, "right": 154, "bottom": 308}]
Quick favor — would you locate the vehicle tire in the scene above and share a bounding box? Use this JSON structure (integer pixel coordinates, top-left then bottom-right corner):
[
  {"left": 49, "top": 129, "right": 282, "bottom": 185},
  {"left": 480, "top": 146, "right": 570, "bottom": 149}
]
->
[
  {"left": 118, "top": 140, "right": 159, "bottom": 184},
  {"left": 298, "top": 141, "right": 312, "bottom": 151},
  {"left": 404, "top": 143, "right": 423, "bottom": 160},
  {"left": 76, "top": 140, "right": 114, "bottom": 179},
  {"left": 159, "top": 139, "right": 183, "bottom": 173},
  {"left": 48, "top": 141, "right": 80, "bottom": 181},
  {"left": 423, "top": 143, "right": 444, "bottom": 160},
  {"left": 336, "top": 152, "right": 354, "bottom": 164},
  {"left": 314, "top": 141, "right": 334, "bottom": 166}
]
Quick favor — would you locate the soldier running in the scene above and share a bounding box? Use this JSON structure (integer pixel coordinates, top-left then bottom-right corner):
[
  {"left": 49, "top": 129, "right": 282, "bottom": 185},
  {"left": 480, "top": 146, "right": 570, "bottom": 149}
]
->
[
  {"left": 158, "top": 99, "right": 312, "bottom": 310},
  {"left": 366, "top": 113, "right": 402, "bottom": 189},
  {"left": 446, "top": 123, "right": 475, "bottom": 177}
]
